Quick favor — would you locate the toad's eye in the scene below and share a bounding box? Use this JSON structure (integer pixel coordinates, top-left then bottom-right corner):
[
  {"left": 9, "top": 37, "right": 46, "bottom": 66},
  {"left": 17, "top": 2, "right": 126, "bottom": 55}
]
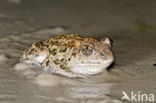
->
[{"left": 81, "top": 43, "right": 94, "bottom": 56}]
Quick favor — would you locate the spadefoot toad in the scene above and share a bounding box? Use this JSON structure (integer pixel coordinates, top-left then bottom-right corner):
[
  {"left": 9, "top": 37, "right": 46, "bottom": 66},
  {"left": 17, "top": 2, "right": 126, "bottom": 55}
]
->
[{"left": 21, "top": 34, "right": 114, "bottom": 78}]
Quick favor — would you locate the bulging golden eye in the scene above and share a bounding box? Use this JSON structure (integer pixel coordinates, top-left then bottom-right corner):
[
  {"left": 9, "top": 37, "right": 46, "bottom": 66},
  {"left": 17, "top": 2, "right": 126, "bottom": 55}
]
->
[{"left": 81, "top": 43, "right": 94, "bottom": 56}]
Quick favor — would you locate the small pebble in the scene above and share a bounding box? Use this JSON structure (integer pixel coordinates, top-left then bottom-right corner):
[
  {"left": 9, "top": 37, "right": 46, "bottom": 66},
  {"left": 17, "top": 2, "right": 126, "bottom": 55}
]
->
[
  {"left": 22, "top": 69, "right": 36, "bottom": 76},
  {"left": 50, "top": 27, "right": 65, "bottom": 34},
  {"left": 35, "top": 74, "right": 59, "bottom": 87},
  {"left": 55, "top": 97, "right": 66, "bottom": 102},
  {"left": 0, "top": 54, "right": 8, "bottom": 62},
  {"left": 55, "top": 97, "right": 75, "bottom": 102},
  {"left": 14, "top": 63, "right": 31, "bottom": 70}
]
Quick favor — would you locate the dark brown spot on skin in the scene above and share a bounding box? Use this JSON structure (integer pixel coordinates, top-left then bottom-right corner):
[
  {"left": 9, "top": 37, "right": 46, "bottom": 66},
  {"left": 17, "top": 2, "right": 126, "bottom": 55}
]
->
[
  {"left": 34, "top": 43, "right": 41, "bottom": 47},
  {"left": 40, "top": 48, "right": 43, "bottom": 51},
  {"left": 46, "top": 60, "right": 49, "bottom": 67},
  {"left": 28, "top": 48, "right": 35, "bottom": 54},
  {"left": 53, "top": 41, "right": 60, "bottom": 46},
  {"left": 68, "top": 41, "right": 75, "bottom": 48},
  {"left": 50, "top": 49, "right": 57, "bottom": 55},
  {"left": 72, "top": 53, "right": 76, "bottom": 57},
  {"left": 68, "top": 58, "right": 71, "bottom": 61},
  {"left": 30, "top": 48, "right": 35, "bottom": 52},
  {"left": 61, "top": 58, "right": 65, "bottom": 62},
  {"left": 44, "top": 44, "right": 49, "bottom": 48},
  {"left": 60, "top": 65, "right": 67, "bottom": 70},
  {"left": 39, "top": 41, "right": 44, "bottom": 45},
  {"left": 53, "top": 60, "right": 59, "bottom": 65}
]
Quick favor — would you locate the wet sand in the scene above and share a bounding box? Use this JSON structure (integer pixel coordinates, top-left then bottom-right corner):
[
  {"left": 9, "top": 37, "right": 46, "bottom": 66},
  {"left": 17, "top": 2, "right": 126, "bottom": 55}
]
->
[{"left": 0, "top": 0, "right": 156, "bottom": 103}]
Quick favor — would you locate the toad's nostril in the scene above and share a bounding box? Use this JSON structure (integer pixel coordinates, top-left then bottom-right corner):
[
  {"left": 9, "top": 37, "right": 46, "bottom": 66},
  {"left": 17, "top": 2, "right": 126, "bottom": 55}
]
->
[{"left": 101, "top": 52, "right": 105, "bottom": 56}]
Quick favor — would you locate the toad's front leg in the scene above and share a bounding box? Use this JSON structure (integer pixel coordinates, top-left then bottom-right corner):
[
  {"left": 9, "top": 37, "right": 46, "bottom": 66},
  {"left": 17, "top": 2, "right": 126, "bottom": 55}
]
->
[
  {"left": 41, "top": 59, "right": 88, "bottom": 79},
  {"left": 41, "top": 57, "right": 51, "bottom": 70}
]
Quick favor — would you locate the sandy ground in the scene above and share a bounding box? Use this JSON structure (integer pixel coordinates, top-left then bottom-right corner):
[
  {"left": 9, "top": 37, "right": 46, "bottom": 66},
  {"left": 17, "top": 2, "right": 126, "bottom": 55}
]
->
[{"left": 0, "top": 0, "right": 156, "bottom": 103}]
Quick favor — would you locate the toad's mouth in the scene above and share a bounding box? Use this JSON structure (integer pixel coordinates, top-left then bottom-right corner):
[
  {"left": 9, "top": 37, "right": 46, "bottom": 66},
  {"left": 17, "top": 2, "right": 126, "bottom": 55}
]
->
[
  {"left": 21, "top": 60, "right": 41, "bottom": 68},
  {"left": 78, "top": 60, "right": 113, "bottom": 65}
]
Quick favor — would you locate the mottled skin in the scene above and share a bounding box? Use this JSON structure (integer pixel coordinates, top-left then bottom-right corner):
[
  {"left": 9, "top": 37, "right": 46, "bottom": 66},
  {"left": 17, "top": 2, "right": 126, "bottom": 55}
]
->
[{"left": 21, "top": 34, "right": 114, "bottom": 78}]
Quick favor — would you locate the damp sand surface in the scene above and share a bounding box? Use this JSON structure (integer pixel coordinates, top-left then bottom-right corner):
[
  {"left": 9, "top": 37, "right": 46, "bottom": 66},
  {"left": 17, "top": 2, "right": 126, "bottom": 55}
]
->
[{"left": 0, "top": 0, "right": 156, "bottom": 103}]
